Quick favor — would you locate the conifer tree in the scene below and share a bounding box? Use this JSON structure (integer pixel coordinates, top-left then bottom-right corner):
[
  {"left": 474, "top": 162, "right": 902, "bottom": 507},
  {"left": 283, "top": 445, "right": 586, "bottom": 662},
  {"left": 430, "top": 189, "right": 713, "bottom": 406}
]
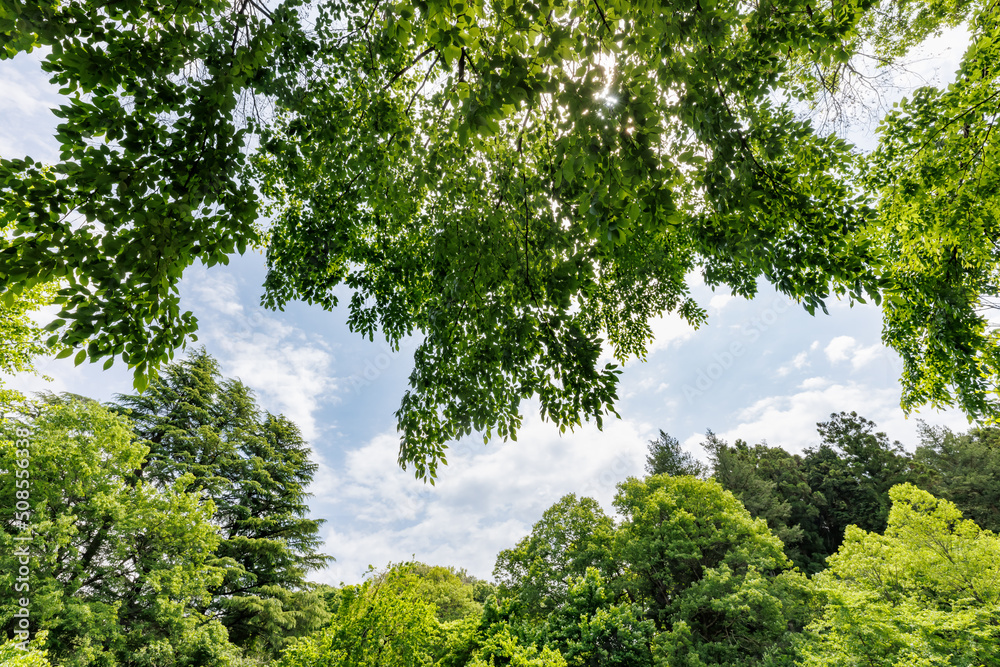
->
[{"left": 112, "top": 350, "right": 332, "bottom": 655}]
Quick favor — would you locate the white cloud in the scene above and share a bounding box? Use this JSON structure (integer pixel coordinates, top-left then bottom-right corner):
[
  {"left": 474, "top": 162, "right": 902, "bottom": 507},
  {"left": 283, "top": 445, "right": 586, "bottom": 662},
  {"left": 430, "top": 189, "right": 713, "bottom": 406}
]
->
[
  {"left": 720, "top": 382, "right": 893, "bottom": 452},
  {"left": 0, "top": 54, "right": 63, "bottom": 162},
  {"left": 798, "top": 376, "right": 831, "bottom": 390},
  {"left": 221, "top": 339, "right": 335, "bottom": 442},
  {"left": 777, "top": 351, "right": 810, "bottom": 376},
  {"left": 824, "top": 336, "right": 857, "bottom": 363},
  {"left": 188, "top": 272, "right": 245, "bottom": 317},
  {"left": 646, "top": 312, "right": 697, "bottom": 354},
  {"left": 182, "top": 266, "right": 338, "bottom": 443},
  {"left": 849, "top": 345, "right": 881, "bottom": 370},
  {"left": 824, "top": 335, "right": 890, "bottom": 371},
  {"left": 708, "top": 293, "right": 735, "bottom": 311},
  {"left": 711, "top": 381, "right": 969, "bottom": 455},
  {"left": 0, "top": 62, "right": 55, "bottom": 116}
]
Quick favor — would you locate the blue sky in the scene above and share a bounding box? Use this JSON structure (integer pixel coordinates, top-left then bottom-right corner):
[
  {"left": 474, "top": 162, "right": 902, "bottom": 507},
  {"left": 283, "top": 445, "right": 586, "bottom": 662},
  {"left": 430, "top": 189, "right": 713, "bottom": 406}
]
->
[{"left": 0, "top": 30, "right": 977, "bottom": 585}]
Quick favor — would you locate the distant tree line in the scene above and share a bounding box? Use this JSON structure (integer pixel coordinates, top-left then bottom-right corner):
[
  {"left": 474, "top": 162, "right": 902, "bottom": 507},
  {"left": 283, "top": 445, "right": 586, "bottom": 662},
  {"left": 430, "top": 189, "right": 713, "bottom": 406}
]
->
[
  {"left": 3, "top": 354, "right": 999, "bottom": 665},
  {"left": 654, "top": 412, "right": 1000, "bottom": 573}
]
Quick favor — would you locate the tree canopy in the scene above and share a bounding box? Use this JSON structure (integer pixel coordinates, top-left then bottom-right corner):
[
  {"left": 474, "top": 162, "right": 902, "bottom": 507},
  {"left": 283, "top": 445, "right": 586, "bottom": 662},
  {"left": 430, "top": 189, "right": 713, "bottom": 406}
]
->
[
  {"left": 3, "top": 401, "right": 999, "bottom": 664},
  {"left": 0, "top": 354, "right": 332, "bottom": 664},
  {"left": 0, "top": 283, "right": 55, "bottom": 403},
  {"left": 1, "top": 396, "right": 239, "bottom": 666},
  {"left": 2, "top": 0, "right": 998, "bottom": 477},
  {"left": 802, "top": 484, "right": 1000, "bottom": 666},
  {"left": 111, "top": 350, "right": 332, "bottom": 656}
]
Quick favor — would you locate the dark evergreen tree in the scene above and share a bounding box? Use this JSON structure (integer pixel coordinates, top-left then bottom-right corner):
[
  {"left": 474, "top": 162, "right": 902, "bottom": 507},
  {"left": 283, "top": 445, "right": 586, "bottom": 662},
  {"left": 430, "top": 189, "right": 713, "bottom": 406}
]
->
[
  {"left": 644, "top": 430, "right": 705, "bottom": 478},
  {"left": 914, "top": 423, "right": 1000, "bottom": 532},
  {"left": 112, "top": 350, "right": 332, "bottom": 656},
  {"left": 702, "top": 414, "right": 915, "bottom": 572},
  {"left": 791, "top": 412, "right": 914, "bottom": 567},
  {"left": 704, "top": 432, "right": 827, "bottom": 571}
]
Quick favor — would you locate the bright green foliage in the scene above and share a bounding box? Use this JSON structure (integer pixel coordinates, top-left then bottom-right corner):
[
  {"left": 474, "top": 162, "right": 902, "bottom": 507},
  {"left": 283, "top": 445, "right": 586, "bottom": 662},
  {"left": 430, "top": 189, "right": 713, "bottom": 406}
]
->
[
  {"left": 542, "top": 569, "right": 654, "bottom": 667},
  {"left": 0, "top": 633, "right": 48, "bottom": 666},
  {"left": 914, "top": 422, "right": 1000, "bottom": 532},
  {"left": 494, "top": 477, "right": 812, "bottom": 667},
  {"left": 869, "top": 4, "right": 1000, "bottom": 419},
  {"left": 456, "top": 596, "right": 568, "bottom": 667},
  {"left": 0, "top": 200, "right": 61, "bottom": 402},
  {"left": 0, "top": 280, "right": 59, "bottom": 403},
  {"left": 278, "top": 564, "right": 442, "bottom": 667},
  {"left": 403, "top": 563, "right": 483, "bottom": 622},
  {"left": 645, "top": 430, "right": 705, "bottom": 478},
  {"left": 802, "top": 484, "right": 1000, "bottom": 666},
  {"left": 803, "top": 412, "right": 912, "bottom": 556},
  {"left": 494, "top": 494, "right": 617, "bottom": 619},
  {"left": 0, "top": 284, "right": 51, "bottom": 378},
  {"left": 613, "top": 475, "right": 789, "bottom": 610},
  {"left": 703, "top": 433, "right": 810, "bottom": 564},
  {"left": 255, "top": 0, "right": 880, "bottom": 478},
  {"left": 111, "top": 350, "right": 332, "bottom": 656},
  {"left": 0, "top": 0, "right": 302, "bottom": 391},
  {"left": 613, "top": 475, "right": 807, "bottom": 666},
  {"left": 467, "top": 623, "right": 567, "bottom": 667},
  {"left": 0, "top": 396, "right": 240, "bottom": 666},
  {"left": 433, "top": 615, "right": 482, "bottom": 667}
]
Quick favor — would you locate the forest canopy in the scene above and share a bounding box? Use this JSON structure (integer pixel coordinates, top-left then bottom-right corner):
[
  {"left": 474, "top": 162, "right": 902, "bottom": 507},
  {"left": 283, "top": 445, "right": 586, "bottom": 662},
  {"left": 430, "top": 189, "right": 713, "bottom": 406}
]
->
[
  {"left": 3, "top": 357, "right": 1000, "bottom": 666},
  {"left": 0, "top": 353, "right": 332, "bottom": 663},
  {"left": 1, "top": 0, "right": 999, "bottom": 476}
]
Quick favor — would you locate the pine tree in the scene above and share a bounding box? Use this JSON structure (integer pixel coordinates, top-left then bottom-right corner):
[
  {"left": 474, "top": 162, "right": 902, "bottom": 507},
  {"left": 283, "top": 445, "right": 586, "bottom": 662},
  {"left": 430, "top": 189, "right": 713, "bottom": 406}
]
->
[{"left": 112, "top": 350, "right": 332, "bottom": 655}]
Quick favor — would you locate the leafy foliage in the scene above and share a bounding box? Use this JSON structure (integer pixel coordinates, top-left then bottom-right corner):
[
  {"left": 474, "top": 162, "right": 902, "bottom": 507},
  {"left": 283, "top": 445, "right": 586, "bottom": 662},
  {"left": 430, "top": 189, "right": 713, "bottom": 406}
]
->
[
  {"left": 493, "top": 494, "right": 617, "bottom": 619},
  {"left": 3, "top": 403, "right": 990, "bottom": 664},
  {"left": 870, "top": 4, "right": 1000, "bottom": 419},
  {"left": 913, "top": 422, "right": 1000, "bottom": 532},
  {"left": 254, "top": 0, "right": 883, "bottom": 477},
  {"left": 278, "top": 564, "right": 443, "bottom": 667},
  {"left": 492, "top": 475, "right": 811, "bottom": 666},
  {"left": 542, "top": 568, "right": 655, "bottom": 667},
  {"left": 703, "top": 432, "right": 809, "bottom": 560},
  {"left": 467, "top": 622, "right": 567, "bottom": 667},
  {"left": 644, "top": 430, "right": 704, "bottom": 478},
  {"left": 705, "top": 412, "right": 918, "bottom": 572},
  {"left": 0, "top": 632, "right": 49, "bottom": 666},
  {"left": 403, "top": 564, "right": 484, "bottom": 623},
  {"left": 2, "top": 0, "right": 998, "bottom": 479},
  {"left": 0, "top": 208, "right": 61, "bottom": 400},
  {"left": 803, "top": 412, "right": 912, "bottom": 554},
  {"left": 0, "top": 0, "right": 301, "bottom": 390},
  {"left": 614, "top": 475, "right": 809, "bottom": 666},
  {"left": 111, "top": 350, "right": 332, "bottom": 656},
  {"left": 0, "top": 283, "right": 57, "bottom": 404},
  {"left": 802, "top": 484, "right": 1000, "bottom": 666},
  {"left": 0, "top": 396, "right": 239, "bottom": 666}
]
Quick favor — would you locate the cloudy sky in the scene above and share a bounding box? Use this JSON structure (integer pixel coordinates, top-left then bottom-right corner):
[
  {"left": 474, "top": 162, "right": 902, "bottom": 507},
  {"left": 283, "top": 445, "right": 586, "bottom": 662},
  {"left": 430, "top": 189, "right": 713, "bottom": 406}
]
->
[{"left": 0, "top": 30, "right": 976, "bottom": 585}]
